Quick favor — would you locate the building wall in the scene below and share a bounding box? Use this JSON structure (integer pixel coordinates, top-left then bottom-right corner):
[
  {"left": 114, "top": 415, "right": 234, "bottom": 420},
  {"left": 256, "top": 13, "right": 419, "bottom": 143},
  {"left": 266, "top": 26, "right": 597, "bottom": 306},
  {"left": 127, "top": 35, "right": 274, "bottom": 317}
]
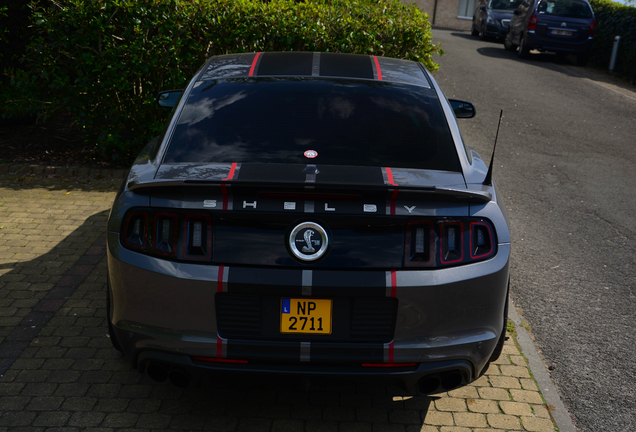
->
[{"left": 405, "top": 0, "right": 475, "bottom": 30}]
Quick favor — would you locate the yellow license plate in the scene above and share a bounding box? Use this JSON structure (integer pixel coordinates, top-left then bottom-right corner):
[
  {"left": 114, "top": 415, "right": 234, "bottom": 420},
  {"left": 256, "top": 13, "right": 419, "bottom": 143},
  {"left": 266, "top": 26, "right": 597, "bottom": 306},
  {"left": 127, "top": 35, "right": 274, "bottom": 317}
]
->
[{"left": 280, "top": 298, "right": 332, "bottom": 335}]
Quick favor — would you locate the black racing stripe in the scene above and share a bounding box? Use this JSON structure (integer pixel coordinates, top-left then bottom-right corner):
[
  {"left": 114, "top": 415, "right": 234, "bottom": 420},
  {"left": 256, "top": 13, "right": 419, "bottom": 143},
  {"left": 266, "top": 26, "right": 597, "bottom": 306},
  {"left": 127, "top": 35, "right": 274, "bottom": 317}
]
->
[
  {"left": 228, "top": 267, "right": 303, "bottom": 296},
  {"left": 257, "top": 52, "right": 313, "bottom": 76},
  {"left": 312, "top": 271, "right": 386, "bottom": 297},
  {"left": 311, "top": 343, "right": 384, "bottom": 363},
  {"left": 315, "top": 165, "right": 385, "bottom": 186},
  {"left": 237, "top": 163, "right": 307, "bottom": 183},
  {"left": 226, "top": 341, "right": 301, "bottom": 361},
  {"left": 319, "top": 53, "right": 374, "bottom": 79}
]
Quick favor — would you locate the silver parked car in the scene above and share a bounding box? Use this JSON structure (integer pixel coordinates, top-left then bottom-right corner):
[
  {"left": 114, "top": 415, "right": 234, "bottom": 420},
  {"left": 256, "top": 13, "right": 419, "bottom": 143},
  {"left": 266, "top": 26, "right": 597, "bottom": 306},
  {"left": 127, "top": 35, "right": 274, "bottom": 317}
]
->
[{"left": 106, "top": 51, "right": 511, "bottom": 394}]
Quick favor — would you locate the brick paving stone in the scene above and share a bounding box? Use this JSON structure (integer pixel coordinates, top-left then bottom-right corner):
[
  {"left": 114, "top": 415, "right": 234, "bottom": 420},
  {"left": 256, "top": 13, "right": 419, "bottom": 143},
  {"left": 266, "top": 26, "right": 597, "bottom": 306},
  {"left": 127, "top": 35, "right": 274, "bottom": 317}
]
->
[
  {"left": 25, "top": 396, "right": 64, "bottom": 411},
  {"left": 500, "top": 401, "right": 533, "bottom": 416},
  {"left": 499, "top": 365, "right": 531, "bottom": 379},
  {"left": 510, "top": 389, "right": 544, "bottom": 404},
  {"left": 356, "top": 407, "right": 389, "bottom": 423},
  {"left": 371, "top": 424, "right": 407, "bottom": 432},
  {"left": 340, "top": 422, "right": 373, "bottom": 432},
  {"left": 531, "top": 404, "right": 552, "bottom": 418},
  {"left": 388, "top": 410, "right": 421, "bottom": 424},
  {"left": 271, "top": 419, "right": 306, "bottom": 432},
  {"left": 489, "top": 376, "right": 521, "bottom": 389},
  {"left": 434, "top": 397, "right": 466, "bottom": 412},
  {"left": 453, "top": 411, "right": 488, "bottom": 428},
  {"left": 466, "top": 398, "right": 500, "bottom": 414},
  {"left": 440, "top": 427, "right": 471, "bottom": 432},
  {"left": 305, "top": 420, "right": 339, "bottom": 432},
  {"left": 487, "top": 413, "right": 523, "bottom": 430},
  {"left": 406, "top": 426, "right": 438, "bottom": 432},
  {"left": 445, "top": 386, "right": 478, "bottom": 399},
  {"left": 422, "top": 411, "right": 453, "bottom": 426},
  {"left": 477, "top": 387, "right": 510, "bottom": 401},
  {"left": 32, "top": 411, "right": 71, "bottom": 427},
  {"left": 68, "top": 412, "right": 107, "bottom": 428},
  {"left": 521, "top": 378, "right": 539, "bottom": 391},
  {"left": 521, "top": 416, "right": 557, "bottom": 431}
]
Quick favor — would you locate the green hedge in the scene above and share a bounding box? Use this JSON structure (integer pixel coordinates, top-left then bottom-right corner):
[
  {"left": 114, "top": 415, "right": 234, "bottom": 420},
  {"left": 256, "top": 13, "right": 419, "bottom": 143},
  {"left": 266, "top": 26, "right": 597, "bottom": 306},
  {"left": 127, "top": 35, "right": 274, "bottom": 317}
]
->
[
  {"left": 589, "top": 0, "right": 636, "bottom": 83},
  {"left": 13, "top": 0, "right": 441, "bottom": 163}
]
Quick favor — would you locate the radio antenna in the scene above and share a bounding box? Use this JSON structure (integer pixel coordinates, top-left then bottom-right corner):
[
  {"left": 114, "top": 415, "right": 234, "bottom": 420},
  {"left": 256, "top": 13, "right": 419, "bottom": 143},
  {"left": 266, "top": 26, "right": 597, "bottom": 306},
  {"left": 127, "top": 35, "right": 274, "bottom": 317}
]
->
[{"left": 483, "top": 110, "right": 503, "bottom": 187}]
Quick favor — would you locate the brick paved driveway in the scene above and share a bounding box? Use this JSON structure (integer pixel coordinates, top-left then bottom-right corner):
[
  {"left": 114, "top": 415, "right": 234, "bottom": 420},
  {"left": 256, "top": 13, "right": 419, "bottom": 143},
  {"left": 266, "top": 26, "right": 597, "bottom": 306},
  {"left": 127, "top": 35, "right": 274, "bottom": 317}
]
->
[{"left": 0, "top": 170, "right": 557, "bottom": 431}]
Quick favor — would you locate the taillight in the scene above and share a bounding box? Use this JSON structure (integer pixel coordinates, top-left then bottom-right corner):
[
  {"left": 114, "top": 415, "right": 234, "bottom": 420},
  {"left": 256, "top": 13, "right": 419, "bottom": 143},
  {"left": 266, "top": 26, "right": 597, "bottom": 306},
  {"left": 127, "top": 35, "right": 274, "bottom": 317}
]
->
[
  {"left": 121, "top": 209, "right": 213, "bottom": 262},
  {"left": 405, "top": 218, "right": 496, "bottom": 268},
  {"left": 123, "top": 212, "right": 148, "bottom": 249},
  {"left": 527, "top": 13, "right": 538, "bottom": 30},
  {"left": 589, "top": 20, "right": 596, "bottom": 37}
]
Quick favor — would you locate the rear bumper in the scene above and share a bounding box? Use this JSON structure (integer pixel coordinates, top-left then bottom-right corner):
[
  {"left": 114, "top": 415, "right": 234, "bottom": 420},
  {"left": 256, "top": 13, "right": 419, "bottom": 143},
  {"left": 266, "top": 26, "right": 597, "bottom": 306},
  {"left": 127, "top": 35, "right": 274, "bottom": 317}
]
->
[
  {"left": 526, "top": 31, "right": 593, "bottom": 54},
  {"left": 107, "top": 232, "right": 510, "bottom": 390}
]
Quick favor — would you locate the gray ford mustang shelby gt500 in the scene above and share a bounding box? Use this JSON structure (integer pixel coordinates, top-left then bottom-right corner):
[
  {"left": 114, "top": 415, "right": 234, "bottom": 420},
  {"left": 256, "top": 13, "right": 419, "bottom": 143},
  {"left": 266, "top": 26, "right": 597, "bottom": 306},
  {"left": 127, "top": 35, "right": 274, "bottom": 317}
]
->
[{"left": 106, "top": 51, "right": 510, "bottom": 394}]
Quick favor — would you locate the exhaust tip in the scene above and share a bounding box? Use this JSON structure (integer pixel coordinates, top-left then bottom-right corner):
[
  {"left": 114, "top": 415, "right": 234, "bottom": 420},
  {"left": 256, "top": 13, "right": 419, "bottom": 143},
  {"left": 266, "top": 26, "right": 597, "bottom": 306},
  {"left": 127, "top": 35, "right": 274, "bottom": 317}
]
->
[
  {"left": 146, "top": 363, "right": 169, "bottom": 383},
  {"left": 417, "top": 374, "right": 441, "bottom": 395},
  {"left": 168, "top": 368, "right": 191, "bottom": 388},
  {"left": 440, "top": 371, "right": 463, "bottom": 391}
]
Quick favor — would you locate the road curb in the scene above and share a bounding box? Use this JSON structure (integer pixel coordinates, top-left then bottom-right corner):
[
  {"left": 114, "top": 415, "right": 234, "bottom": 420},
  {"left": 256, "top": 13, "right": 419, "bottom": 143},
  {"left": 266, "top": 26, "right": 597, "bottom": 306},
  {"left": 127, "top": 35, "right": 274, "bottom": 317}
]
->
[{"left": 509, "top": 298, "right": 576, "bottom": 432}]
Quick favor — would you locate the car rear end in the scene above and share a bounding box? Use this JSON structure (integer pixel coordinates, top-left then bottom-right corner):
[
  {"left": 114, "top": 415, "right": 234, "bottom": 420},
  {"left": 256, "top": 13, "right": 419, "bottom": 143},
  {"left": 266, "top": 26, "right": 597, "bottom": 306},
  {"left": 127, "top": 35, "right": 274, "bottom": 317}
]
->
[
  {"left": 526, "top": 0, "right": 596, "bottom": 54},
  {"left": 106, "top": 52, "right": 511, "bottom": 394}
]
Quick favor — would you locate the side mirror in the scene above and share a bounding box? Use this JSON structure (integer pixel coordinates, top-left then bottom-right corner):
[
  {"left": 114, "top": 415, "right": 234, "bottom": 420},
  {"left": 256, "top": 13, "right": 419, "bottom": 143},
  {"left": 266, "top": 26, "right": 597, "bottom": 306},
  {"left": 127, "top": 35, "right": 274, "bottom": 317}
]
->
[
  {"left": 449, "top": 99, "right": 476, "bottom": 119},
  {"left": 156, "top": 90, "right": 183, "bottom": 109}
]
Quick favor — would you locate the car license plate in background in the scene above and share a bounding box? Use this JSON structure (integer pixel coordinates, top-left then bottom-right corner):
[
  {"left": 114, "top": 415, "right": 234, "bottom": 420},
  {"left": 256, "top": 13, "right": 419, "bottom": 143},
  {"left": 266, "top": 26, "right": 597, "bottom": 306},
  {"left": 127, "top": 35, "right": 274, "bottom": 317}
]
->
[
  {"left": 551, "top": 29, "right": 573, "bottom": 36},
  {"left": 281, "top": 298, "right": 332, "bottom": 334}
]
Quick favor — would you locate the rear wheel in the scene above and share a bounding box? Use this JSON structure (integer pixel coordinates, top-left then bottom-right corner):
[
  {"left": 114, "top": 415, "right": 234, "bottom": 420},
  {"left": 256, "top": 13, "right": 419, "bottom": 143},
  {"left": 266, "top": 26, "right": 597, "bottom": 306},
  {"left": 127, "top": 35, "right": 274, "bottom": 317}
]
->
[
  {"left": 480, "top": 22, "right": 489, "bottom": 41},
  {"left": 471, "top": 20, "right": 480, "bottom": 36},
  {"left": 106, "top": 276, "right": 122, "bottom": 352},
  {"left": 518, "top": 35, "right": 530, "bottom": 59},
  {"left": 489, "top": 282, "right": 509, "bottom": 362},
  {"left": 504, "top": 33, "right": 517, "bottom": 52},
  {"left": 576, "top": 53, "right": 589, "bottom": 66}
]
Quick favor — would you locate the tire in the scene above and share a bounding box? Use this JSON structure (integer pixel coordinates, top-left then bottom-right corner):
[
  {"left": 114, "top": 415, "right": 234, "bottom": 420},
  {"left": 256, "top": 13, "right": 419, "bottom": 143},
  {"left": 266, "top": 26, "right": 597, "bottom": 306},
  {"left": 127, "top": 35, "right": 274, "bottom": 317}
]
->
[
  {"left": 518, "top": 34, "right": 530, "bottom": 59},
  {"left": 471, "top": 21, "right": 480, "bottom": 36},
  {"left": 106, "top": 276, "right": 123, "bottom": 352},
  {"left": 480, "top": 22, "right": 488, "bottom": 41},
  {"left": 489, "top": 283, "right": 510, "bottom": 362},
  {"left": 576, "top": 53, "right": 589, "bottom": 66},
  {"left": 504, "top": 33, "right": 517, "bottom": 52}
]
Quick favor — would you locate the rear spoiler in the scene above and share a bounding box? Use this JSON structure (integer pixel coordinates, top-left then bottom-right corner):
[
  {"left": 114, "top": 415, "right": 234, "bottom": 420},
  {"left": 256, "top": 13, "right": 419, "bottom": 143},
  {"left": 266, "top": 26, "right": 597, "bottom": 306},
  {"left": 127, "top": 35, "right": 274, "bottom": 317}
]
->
[{"left": 128, "top": 179, "right": 492, "bottom": 203}]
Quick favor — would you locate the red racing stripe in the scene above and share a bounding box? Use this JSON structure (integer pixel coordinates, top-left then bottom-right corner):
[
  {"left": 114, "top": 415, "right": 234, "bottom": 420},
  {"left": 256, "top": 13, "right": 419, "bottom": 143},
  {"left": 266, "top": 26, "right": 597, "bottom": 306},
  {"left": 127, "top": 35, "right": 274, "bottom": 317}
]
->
[
  {"left": 221, "top": 163, "right": 237, "bottom": 210},
  {"left": 373, "top": 56, "right": 383, "bottom": 81},
  {"left": 217, "top": 265, "right": 225, "bottom": 293},
  {"left": 385, "top": 167, "right": 399, "bottom": 215},
  {"left": 216, "top": 336, "right": 223, "bottom": 358},
  {"left": 390, "top": 269, "right": 397, "bottom": 298},
  {"left": 249, "top": 52, "right": 262, "bottom": 77}
]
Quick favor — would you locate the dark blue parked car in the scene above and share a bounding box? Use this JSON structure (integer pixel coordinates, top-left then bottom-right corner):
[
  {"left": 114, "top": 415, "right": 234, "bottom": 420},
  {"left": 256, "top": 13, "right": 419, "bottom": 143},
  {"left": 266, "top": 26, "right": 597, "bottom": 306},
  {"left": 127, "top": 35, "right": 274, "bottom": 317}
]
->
[
  {"left": 504, "top": 0, "right": 596, "bottom": 65},
  {"left": 472, "top": 0, "right": 524, "bottom": 41}
]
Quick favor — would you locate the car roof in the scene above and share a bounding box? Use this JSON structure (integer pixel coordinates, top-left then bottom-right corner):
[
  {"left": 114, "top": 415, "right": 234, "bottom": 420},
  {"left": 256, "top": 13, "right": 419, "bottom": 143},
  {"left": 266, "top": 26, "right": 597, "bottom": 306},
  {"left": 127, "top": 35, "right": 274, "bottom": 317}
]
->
[{"left": 197, "top": 52, "right": 432, "bottom": 89}]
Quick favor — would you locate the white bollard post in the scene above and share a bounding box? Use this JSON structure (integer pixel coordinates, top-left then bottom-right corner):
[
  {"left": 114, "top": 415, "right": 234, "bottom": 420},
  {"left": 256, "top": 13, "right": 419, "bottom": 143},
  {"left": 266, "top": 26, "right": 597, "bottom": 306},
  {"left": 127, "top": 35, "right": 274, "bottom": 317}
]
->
[{"left": 609, "top": 36, "right": 621, "bottom": 72}]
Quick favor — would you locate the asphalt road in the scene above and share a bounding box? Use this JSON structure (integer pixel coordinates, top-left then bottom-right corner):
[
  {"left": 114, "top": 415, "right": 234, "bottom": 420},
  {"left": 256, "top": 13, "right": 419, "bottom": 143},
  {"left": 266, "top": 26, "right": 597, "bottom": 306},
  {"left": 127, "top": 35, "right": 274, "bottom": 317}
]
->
[{"left": 430, "top": 29, "right": 636, "bottom": 431}]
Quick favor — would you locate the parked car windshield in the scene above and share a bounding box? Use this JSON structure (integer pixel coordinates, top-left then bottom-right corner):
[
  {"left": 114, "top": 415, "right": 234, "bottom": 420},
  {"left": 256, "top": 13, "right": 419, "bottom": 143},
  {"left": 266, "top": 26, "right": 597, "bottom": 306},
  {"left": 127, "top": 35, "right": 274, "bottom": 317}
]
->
[
  {"left": 163, "top": 78, "right": 461, "bottom": 172},
  {"left": 489, "top": 0, "right": 523, "bottom": 10},
  {"left": 537, "top": 0, "right": 593, "bottom": 18}
]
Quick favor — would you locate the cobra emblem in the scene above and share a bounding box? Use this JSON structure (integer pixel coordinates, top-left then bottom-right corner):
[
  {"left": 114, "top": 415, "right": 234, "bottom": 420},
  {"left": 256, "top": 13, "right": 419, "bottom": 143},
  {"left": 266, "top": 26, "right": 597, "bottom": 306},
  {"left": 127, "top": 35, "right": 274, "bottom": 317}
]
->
[{"left": 302, "top": 229, "right": 316, "bottom": 253}]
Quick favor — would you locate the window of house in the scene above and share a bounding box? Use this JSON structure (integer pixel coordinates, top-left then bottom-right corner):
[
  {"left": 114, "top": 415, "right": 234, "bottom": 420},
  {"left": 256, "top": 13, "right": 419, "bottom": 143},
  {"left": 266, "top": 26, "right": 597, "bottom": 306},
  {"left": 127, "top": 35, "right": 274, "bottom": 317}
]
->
[{"left": 458, "top": 0, "right": 477, "bottom": 18}]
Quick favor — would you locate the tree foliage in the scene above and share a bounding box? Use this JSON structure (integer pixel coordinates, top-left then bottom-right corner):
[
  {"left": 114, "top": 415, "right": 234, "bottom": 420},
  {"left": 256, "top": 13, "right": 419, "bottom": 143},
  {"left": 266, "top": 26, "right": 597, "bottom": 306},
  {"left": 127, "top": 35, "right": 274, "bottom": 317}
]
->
[{"left": 12, "top": 0, "right": 442, "bottom": 163}]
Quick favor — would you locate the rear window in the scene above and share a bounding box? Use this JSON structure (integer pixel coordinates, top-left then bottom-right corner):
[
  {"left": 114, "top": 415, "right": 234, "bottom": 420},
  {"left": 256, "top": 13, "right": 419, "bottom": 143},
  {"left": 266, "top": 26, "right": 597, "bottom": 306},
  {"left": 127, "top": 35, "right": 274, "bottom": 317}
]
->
[
  {"left": 537, "top": 0, "right": 593, "bottom": 18},
  {"left": 163, "top": 78, "right": 460, "bottom": 172}
]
